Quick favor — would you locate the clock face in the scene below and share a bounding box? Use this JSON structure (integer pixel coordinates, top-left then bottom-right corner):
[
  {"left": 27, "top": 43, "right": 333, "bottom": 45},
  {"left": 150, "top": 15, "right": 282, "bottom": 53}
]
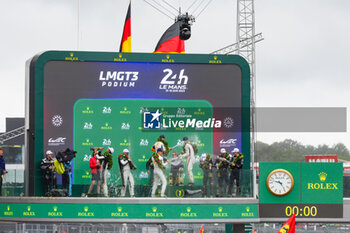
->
[{"left": 266, "top": 169, "right": 294, "bottom": 196}]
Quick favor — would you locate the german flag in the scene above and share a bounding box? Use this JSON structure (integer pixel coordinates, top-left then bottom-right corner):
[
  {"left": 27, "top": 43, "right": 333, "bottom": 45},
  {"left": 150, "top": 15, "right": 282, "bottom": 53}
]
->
[
  {"left": 154, "top": 21, "right": 185, "bottom": 53},
  {"left": 119, "top": 2, "right": 131, "bottom": 52}
]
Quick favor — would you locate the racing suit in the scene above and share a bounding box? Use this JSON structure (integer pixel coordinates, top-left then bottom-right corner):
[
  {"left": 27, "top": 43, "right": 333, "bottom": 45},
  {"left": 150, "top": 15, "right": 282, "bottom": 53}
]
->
[
  {"left": 40, "top": 157, "right": 57, "bottom": 195},
  {"left": 181, "top": 142, "right": 195, "bottom": 185},
  {"left": 151, "top": 154, "right": 168, "bottom": 197},
  {"left": 199, "top": 155, "right": 214, "bottom": 197},
  {"left": 215, "top": 153, "right": 230, "bottom": 197},
  {"left": 228, "top": 153, "right": 244, "bottom": 196},
  {"left": 118, "top": 155, "right": 135, "bottom": 197}
]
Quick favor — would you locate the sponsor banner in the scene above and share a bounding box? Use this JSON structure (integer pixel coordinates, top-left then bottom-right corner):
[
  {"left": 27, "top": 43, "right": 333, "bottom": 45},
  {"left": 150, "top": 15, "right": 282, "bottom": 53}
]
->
[
  {"left": 0, "top": 203, "right": 258, "bottom": 220},
  {"left": 51, "top": 115, "right": 63, "bottom": 127},
  {"left": 301, "top": 163, "right": 343, "bottom": 204},
  {"left": 219, "top": 138, "right": 237, "bottom": 148}
]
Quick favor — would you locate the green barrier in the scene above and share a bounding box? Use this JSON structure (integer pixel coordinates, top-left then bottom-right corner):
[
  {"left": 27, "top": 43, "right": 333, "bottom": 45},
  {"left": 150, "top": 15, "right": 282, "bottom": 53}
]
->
[{"left": 0, "top": 203, "right": 258, "bottom": 220}]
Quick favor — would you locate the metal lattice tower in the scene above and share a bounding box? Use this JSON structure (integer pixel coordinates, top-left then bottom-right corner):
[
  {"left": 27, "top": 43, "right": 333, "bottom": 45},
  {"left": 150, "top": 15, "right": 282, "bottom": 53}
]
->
[
  {"left": 236, "top": 0, "right": 257, "bottom": 196},
  {"left": 0, "top": 126, "right": 25, "bottom": 144}
]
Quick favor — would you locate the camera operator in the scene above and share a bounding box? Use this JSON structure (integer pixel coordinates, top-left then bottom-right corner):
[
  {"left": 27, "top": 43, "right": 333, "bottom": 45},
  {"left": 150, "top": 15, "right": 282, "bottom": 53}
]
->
[
  {"left": 87, "top": 147, "right": 102, "bottom": 196},
  {"left": 40, "top": 150, "right": 57, "bottom": 196}
]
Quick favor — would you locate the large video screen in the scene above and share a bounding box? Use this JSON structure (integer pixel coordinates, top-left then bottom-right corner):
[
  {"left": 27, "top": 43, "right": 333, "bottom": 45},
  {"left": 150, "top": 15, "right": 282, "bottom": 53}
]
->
[{"left": 27, "top": 52, "right": 250, "bottom": 196}]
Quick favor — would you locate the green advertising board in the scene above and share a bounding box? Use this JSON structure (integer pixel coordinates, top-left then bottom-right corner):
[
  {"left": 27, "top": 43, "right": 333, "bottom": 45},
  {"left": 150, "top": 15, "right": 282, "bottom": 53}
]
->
[
  {"left": 259, "top": 162, "right": 343, "bottom": 218},
  {"left": 301, "top": 163, "right": 343, "bottom": 204},
  {"left": 0, "top": 202, "right": 258, "bottom": 222}
]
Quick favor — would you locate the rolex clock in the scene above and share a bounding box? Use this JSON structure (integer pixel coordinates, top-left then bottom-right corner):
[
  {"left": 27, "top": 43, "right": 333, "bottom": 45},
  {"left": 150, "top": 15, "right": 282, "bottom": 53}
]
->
[{"left": 266, "top": 169, "right": 294, "bottom": 196}]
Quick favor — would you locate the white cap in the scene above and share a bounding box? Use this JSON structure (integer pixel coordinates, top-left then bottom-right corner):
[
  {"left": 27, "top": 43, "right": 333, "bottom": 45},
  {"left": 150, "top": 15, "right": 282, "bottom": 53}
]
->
[
  {"left": 232, "top": 148, "right": 239, "bottom": 153},
  {"left": 201, "top": 153, "right": 207, "bottom": 160},
  {"left": 220, "top": 148, "right": 226, "bottom": 153},
  {"left": 123, "top": 149, "right": 129, "bottom": 153},
  {"left": 108, "top": 147, "right": 114, "bottom": 154},
  {"left": 46, "top": 150, "right": 53, "bottom": 155}
]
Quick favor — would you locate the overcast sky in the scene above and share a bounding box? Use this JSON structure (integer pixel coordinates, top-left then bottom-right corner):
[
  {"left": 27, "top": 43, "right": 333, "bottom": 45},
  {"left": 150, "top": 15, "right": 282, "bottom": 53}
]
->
[{"left": 0, "top": 0, "right": 349, "bottom": 148}]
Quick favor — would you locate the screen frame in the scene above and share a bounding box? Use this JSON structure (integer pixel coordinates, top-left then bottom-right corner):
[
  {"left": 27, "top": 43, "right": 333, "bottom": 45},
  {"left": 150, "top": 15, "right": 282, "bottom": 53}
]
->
[{"left": 25, "top": 51, "right": 251, "bottom": 196}]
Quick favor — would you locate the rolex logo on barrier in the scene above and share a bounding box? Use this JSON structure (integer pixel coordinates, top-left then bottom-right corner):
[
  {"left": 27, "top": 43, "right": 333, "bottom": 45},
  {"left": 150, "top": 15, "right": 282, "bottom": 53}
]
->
[
  {"left": 78, "top": 206, "right": 94, "bottom": 217},
  {"left": 111, "top": 206, "right": 128, "bottom": 217},
  {"left": 241, "top": 206, "right": 254, "bottom": 217},
  {"left": 180, "top": 206, "right": 197, "bottom": 217},
  {"left": 308, "top": 172, "right": 338, "bottom": 190},
  {"left": 213, "top": 206, "right": 228, "bottom": 217},
  {"left": 48, "top": 206, "right": 63, "bottom": 217},
  {"left": 145, "top": 206, "right": 163, "bottom": 217},
  {"left": 319, "top": 172, "right": 327, "bottom": 182},
  {"left": 23, "top": 205, "right": 35, "bottom": 216},
  {"left": 4, "top": 205, "right": 13, "bottom": 216}
]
